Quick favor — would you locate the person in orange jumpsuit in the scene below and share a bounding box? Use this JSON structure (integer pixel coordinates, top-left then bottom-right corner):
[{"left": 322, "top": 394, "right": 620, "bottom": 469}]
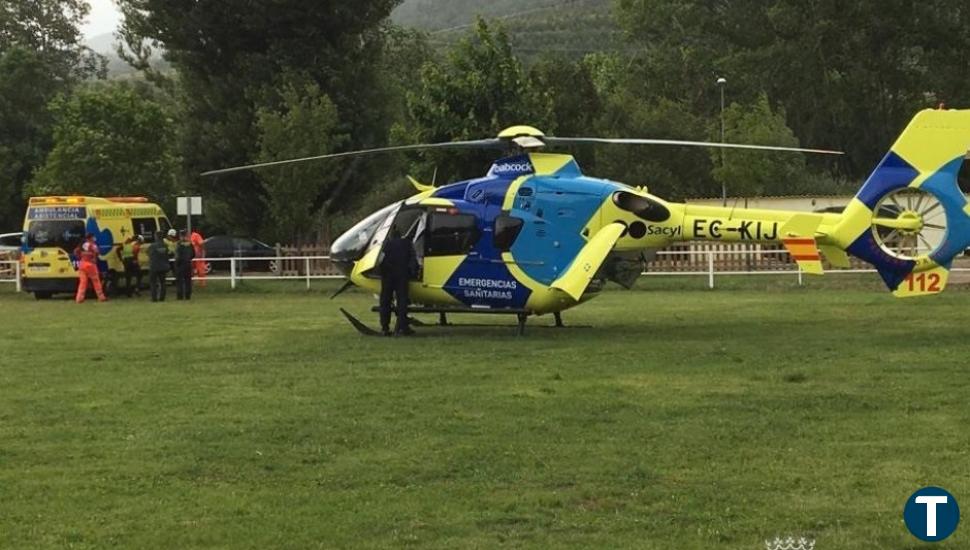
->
[
  {"left": 190, "top": 229, "right": 206, "bottom": 287},
  {"left": 75, "top": 233, "right": 107, "bottom": 303}
]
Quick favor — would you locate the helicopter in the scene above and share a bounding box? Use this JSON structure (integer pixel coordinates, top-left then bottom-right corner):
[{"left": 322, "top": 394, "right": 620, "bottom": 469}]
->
[{"left": 204, "top": 108, "right": 970, "bottom": 334}]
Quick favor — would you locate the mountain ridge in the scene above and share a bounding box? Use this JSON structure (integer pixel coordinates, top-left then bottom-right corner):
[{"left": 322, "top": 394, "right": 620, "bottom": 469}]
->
[{"left": 391, "top": 0, "right": 618, "bottom": 58}]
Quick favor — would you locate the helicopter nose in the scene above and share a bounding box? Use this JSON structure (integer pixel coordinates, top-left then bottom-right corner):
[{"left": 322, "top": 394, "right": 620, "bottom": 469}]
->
[
  {"left": 330, "top": 228, "right": 365, "bottom": 276},
  {"left": 332, "top": 257, "right": 353, "bottom": 277},
  {"left": 329, "top": 202, "right": 401, "bottom": 277},
  {"left": 329, "top": 242, "right": 356, "bottom": 277}
]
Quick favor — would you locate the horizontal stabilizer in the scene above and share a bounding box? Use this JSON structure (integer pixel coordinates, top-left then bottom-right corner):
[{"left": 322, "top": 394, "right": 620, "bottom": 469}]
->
[
  {"left": 407, "top": 175, "right": 434, "bottom": 193},
  {"left": 818, "top": 244, "right": 851, "bottom": 268}
]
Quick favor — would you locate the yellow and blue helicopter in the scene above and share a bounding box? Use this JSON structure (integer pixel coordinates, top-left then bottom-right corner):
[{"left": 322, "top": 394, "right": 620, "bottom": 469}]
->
[{"left": 205, "top": 109, "right": 970, "bottom": 334}]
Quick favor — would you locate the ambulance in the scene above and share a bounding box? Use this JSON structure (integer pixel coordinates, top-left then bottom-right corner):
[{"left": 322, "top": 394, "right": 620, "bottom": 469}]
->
[{"left": 21, "top": 196, "right": 172, "bottom": 299}]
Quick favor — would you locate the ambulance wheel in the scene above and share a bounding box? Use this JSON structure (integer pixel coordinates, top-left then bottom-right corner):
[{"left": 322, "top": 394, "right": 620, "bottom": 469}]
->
[{"left": 34, "top": 291, "right": 52, "bottom": 300}]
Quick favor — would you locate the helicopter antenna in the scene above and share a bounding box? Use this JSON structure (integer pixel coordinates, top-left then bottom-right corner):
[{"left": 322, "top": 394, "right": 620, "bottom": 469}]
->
[{"left": 728, "top": 196, "right": 741, "bottom": 221}]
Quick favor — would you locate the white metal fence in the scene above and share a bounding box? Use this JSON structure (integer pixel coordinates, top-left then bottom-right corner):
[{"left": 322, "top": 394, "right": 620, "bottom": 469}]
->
[
  {"left": 0, "top": 260, "right": 20, "bottom": 292},
  {"left": 642, "top": 249, "right": 879, "bottom": 289},
  {"left": 6, "top": 250, "right": 967, "bottom": 294},
  {"left": 200, "top": 256, "right": 342, "bottom": 290}
]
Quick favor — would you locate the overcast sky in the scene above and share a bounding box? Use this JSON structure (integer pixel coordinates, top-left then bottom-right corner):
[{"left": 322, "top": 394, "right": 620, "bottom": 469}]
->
[{"left": 81, "top": 0, "right": 122, "bottom": 38}]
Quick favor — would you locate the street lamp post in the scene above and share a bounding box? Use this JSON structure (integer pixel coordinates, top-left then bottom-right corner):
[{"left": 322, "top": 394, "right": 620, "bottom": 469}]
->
[{"left": 716, "top": 77, "right": 727, "bottom": 206}]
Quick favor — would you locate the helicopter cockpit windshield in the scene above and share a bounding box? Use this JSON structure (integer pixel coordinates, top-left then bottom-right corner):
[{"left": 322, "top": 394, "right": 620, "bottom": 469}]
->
[{"left": 330, "top": 201, "right": 402, "bottom": 272}]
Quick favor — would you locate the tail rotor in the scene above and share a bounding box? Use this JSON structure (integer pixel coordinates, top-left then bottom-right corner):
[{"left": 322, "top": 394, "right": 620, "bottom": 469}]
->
[
  {"left": 832, "top": 108, "right": 970, "bottom": 296},
  {"left": 870, "top": 187, "right": 949, "bottom": 261}
]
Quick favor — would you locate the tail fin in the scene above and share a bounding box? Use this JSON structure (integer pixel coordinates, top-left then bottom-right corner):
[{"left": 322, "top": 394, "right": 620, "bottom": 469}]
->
[
  {"left": 781, "top": 214, "right": 825, "bottom": 275},
  {"left": 831, "top": 109, "right": 970, "bottom": 297}
]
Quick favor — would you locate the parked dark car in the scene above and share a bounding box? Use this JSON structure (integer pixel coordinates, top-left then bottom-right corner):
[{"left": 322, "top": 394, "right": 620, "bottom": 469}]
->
[{"left": 203, "top": 236, "right": 279, "bottom": 273}]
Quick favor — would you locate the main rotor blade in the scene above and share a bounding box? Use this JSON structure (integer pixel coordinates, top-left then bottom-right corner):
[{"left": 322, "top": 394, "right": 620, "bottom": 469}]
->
[
  {"left": 201, "top": 139, "right": 504, "bottom": 176},
  {"left": 544, "top": 137, "right": 844, "bottom": 156}
]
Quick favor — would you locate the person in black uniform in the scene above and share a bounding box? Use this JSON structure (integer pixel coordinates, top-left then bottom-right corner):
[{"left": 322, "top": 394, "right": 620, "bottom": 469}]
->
[
  {"left": 379, "top": 226, "right": 418, "bottom": 336},
  {"left": 147, "top": 231, "right": 171, "bottom": 302},
  {"left": 173, "top": 229, "right": 196, "bottom": 300}
]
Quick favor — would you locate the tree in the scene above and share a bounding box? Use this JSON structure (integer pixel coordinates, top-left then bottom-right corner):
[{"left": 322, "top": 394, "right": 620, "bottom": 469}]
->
[
  {"left": 255, "top": 79, "right": 345, "bottom": 245},
  {"left": 593, "top": 93, "right": 715, "bottom": 200},
  {"left": 0, "top": 47, "right": 58, "bottom": 228},
  {"left": 117, "top": 0, "right": 402, "bottom": 236},
  {"left": 379, "top": 26, "right": 434, "bottom": 129},
  {"left": 711, "top": 95, "right": 807, "bottom": 198},
  {"left": 27, "top": 82, "right": 181, "bottom": 201},
  {"left": 401, "top": 18, "right": 552, "bottom": 181},
  {"left": 0, "top": 0, "right": 105, "bottom": 81},
  {"left": 529, "top": 55, "right": 601, "bottom": 137},
  {"left": 614, "top": 0, "right": 970, "bottom": 179},
  {"left": 0, "top": 0, "right": 105, "bottom": 229}
]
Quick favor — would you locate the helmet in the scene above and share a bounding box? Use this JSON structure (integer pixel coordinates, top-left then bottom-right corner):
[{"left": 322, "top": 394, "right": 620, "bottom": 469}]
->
[{"left": 167, "top": 229, "right": 177, "bottom": 238}]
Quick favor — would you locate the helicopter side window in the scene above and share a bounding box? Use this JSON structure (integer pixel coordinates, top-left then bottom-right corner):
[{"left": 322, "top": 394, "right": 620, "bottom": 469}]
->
[
  {"left": 392, "top": 207, "right": 424, "bottom": 239},
  {"left": 425, "top": 212, "right": 480, "bottom": 256},
  {"left": 493, "top": 215, "right": 524, "bottom": 251}
]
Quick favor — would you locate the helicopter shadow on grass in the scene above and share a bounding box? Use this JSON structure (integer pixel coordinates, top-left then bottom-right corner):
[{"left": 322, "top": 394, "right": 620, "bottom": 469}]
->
[
  {"left": 331, "top": 303, "right": 793, "bottom": 341},
  {"left": 338, "top": 306, "right": 597, "bottom": 338}
]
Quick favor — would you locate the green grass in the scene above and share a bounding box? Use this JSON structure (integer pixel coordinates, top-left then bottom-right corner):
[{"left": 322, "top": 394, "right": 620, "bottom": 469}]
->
[{"left": 1, "top": 278, "right": 968, "bottom": 548}]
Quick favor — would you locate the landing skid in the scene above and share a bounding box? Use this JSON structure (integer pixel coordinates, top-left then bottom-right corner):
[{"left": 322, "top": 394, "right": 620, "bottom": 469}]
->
[
  {"left": 337, "top": 309, "right": 445, "bottom": 335},
  {"left": 335, "top": 306, "right": 589, "bottom": 336},
  {"left": 339, "top": 308, "right": 384, "bottom": 337}
]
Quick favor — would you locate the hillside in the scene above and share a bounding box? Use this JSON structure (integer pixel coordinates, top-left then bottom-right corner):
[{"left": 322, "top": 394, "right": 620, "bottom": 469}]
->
[
  {"left": 84, "top": 32, "right": 171, "bottom": 78},
  {"left": 82, "top": 1, "right": 619, "bottom": 77},
  {"left": 391, "top": 0, "right": 620, "bottom": 59}
]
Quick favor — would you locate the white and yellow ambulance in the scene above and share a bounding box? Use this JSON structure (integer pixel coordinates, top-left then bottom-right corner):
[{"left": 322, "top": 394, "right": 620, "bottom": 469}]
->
[{"left": 20, "top": 196, "right": 172, "bottom": 299}]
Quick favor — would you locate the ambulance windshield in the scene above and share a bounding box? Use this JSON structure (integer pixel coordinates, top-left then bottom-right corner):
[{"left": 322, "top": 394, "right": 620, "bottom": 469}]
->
[{"left": 27, "top": 220, "right": 85, "bottom": 252}]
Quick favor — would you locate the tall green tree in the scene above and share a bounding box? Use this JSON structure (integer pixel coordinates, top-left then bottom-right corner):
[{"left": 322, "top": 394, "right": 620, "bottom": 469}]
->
[
  {"left": 0, "top": 0, "right": 105, "bottom": 80},
  {"left": 255, "top": 79, "right": 345, "bottom": 245},
  {"left": 615, "top": 0, "right": 970, "bottom": 179},
  {"left": 379, "top": 26, "right": 434, "bottom": 126},
  {"left": 401, "top": 18, "right": 552, "bottom": 181},
  {"left": 0, "top": 47, "right": 59, "bottom": 229},
  {"left": 529, "top": 55, "right": 601, "bottom": 137},
  {"left": 711, "top": 95, "right": 807, "bottom": 198},
  {"left": 27, "top": 82, "right": 181, "bottom": 201},
  {"left": 117, "top": 0, "right": 402, "bottom": 236},
  {"left": 0, "top": 0, "right": 105, "bottom": 229},
  {"left": 594, "top": 93, "right": 715, "bottom": 200}
]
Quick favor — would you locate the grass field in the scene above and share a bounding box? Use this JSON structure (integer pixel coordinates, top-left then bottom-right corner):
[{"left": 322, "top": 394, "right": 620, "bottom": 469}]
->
[{"left": 1, "top": 277, "right": 968, "bottom": 548}]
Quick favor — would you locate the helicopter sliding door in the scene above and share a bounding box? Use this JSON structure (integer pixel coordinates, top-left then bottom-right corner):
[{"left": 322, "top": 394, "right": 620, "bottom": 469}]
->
[
  {"left": 394, "top": 206, "right": 425, "bottom": 281},
  {"left": 352, "top": 202, "right": 403, "bottom": 278},
  {"left": 421, "top": 208, "right": 481, "bottom": 294},
  {"left": 361, "top": 204, "right": 425, "bottom": 280}
]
